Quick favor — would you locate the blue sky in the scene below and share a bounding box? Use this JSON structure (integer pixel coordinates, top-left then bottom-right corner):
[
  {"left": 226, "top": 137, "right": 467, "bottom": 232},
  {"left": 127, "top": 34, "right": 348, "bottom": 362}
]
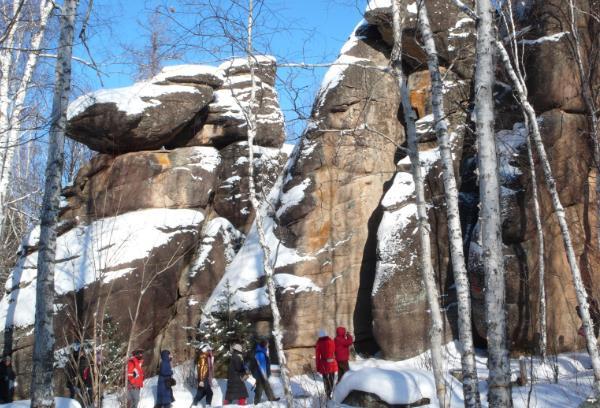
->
[{"left": 72, "top": 0, "right": 365, "bottom": 139}]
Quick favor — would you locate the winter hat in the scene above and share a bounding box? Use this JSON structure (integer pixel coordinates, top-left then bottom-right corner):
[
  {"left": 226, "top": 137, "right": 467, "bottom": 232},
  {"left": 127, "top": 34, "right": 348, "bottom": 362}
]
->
[
  {"left": 200, "top": 343, "right": 212, "bottom": 352},
  {"left": 317, "top": 329, "right": 327, "bottom": 338},
  {"left": 232, "top": 343, "right": 243, "bottom": 353}
]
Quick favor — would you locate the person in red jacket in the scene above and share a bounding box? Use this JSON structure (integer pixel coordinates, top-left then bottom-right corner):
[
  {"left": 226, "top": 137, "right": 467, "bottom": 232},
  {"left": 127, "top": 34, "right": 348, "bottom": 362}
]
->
[
  {"left": 334, "top": 326, "right": 353, "bottom": 382},
  {"left": 315, "top": 329, "right": 337, "bottom": 399},
  {"left": 126, "top": 349, "right": 145, "bottom": 408}
]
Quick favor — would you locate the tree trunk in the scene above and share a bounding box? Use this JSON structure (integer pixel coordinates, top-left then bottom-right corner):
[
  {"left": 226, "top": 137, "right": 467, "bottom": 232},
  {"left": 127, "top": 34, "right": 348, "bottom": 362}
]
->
[
  {"left": 524, "top": 120, "right": 546, "bottom": 361},
  {"left": 0, "top": 0, "right": 54, "bottom": 243},
  {"left": 415, "top": 1, "right": 481, "bottom": 406},
  {"left": 245, "top": 0, "right": 293, "bottom": 404},
  {"left": 497, "top": 38, "right": 600, "bottom": 398},
  {"left": 391, "top": 1, "right": 447, "bottom": 406},
  {"left": 30, "top": 1, "right": 79, "bottom": 407},
  {"left": 474, "top": 0, "right": 512, "bottom": 406}
]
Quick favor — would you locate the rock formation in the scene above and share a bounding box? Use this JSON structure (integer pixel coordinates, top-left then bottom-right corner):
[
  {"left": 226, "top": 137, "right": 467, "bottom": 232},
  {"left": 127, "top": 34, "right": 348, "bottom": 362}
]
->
[
  {"left": 1, "top": 0, "right": 599, "bottom": 398},
  {"left": 0, "top": 58, "right": 289, "bottom": 397}
]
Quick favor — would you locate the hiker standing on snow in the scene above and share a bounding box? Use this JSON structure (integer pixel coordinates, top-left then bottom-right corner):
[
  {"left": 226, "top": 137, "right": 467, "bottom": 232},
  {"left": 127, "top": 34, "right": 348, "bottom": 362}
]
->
[
  {"left": 334, "top": 326, "right": 353, "bottom": 382},
  {"left": 156, "top": 350, "right": 176, "bottom": 408},
  {"left": 250, "top": 339, "right": 280, "bottom": 404},
  {"left": 0, "top": 356, "right": 15, "bottom": 403},
  {"left": 224, "top": 343, "right": 249, "bottom": 405},
  {"left": 191, "top": 344, "right": 214, "bottom": 407},
  {"left": 315, "top": 329, "right": 337, "bottom": 399},
  {"left": 127, "top": 349, "right": 145, "bottom": 408}
]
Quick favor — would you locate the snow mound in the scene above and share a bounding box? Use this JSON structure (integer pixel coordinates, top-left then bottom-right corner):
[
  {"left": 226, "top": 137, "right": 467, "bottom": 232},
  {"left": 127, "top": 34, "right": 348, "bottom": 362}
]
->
[{"left": 333, "top": 367, "right": 439, "bottom": 405}]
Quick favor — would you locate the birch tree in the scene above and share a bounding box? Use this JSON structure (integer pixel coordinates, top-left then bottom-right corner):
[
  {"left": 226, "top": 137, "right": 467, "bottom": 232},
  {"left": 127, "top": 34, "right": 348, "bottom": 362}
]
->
[
  {"left": 414, "top": 1, "right": 481, "bottom": 405},
  {"left": 496, "top": 38, "right": 600, "bottom": 399},
  {"left": 390, "top": 1, "right": 447, "bottom": 405},
  {"left": 524, "top": 120, "right": 546, "bottom": 360},
  {"left": 0, "top": 0, "right": 54, "bottom": 253},
  {"left": 30, "top": 0, "right": 80, "bottom": 406},
  {"left": 243, "top": 0, "right": 293, "bottom": 404},
  {"left": 473, "top": 0, "right": 512, "bottom": 405}
]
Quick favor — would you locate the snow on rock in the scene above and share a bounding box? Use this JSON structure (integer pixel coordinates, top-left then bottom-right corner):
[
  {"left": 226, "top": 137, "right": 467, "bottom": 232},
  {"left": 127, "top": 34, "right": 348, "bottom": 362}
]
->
[
  {"left": 0, "top": 208, "right": 204, "bottom": 329},
  {"left": 150, "top": 64, "right": 224, "bottom": 86},
  {"left": 366, "top": 0, "right": 391, "bottom": 12},
  {"left": 275, "top": 178, "right": 311, "bottom": 217},
  {"left": 315, "top": 21, "right": 371, "bottom": 112},
  {"left": 189, "top": 217, "right": 244, "bottom": 279},
  {"left": 520, "top": 31, "right": 569, "bottom": 46},
  {"left": 186, "top": 146, "right": 221, "bottom": 172},
  {"left": 205, "top": 163, "right": 318, "bottom": 312},
  {"left": 67, "top": 82, "right": 201, "bottom": 119},
  {"left": 373, "top": 116, "right": 452, "bottom": 294},
  {"left": 333, "top": 367, "right": 456, "bottom": 405}
]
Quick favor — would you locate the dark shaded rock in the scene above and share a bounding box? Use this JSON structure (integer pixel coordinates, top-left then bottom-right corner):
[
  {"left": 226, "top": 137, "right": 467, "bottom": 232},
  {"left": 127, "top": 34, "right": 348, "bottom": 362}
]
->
[
  {"left": 343, "top": 391, "right": 430, "bottom": 407},
  {"left": 67, "top": 85, "right": 213, "bottom": 154}
]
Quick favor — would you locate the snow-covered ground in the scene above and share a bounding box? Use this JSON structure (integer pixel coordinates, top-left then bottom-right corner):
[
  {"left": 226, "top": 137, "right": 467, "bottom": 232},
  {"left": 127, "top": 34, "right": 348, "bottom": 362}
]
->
[{"left": 3, "top": 345, "right": 594, "bottom": 407}]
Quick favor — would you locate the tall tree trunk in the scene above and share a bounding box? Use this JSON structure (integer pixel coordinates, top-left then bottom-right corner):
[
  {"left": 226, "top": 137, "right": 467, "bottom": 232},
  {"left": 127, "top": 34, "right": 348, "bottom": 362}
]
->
[
  {"left": 391, "top": 1, "right": 447, "bottom": 406},
  {"left": 0, "top": 0, "right": 54, "bottom": 243},
  {"left": 497, "top": 39, "right": 600, "bottom": 398},
  {"left": 415, "top": 1, "right": 481, "bottom": 406},
  {"left": 30, "top": 1, "right": 79, "bottom": 407},
  {"left": 474, "top": 0, "right": 512, "bottom": 406},
  {"left": 244, "top": 0, "right": 293, "bottom": 404},
  {"left": 567, "top": 0, "right": 600, "bottom": 251}
]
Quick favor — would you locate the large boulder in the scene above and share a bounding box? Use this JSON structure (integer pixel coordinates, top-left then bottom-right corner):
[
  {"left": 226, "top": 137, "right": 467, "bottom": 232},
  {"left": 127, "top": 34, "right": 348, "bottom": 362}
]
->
[
  {"left": 67, "top": 82, "right": 214, "bottom": 153},
  {"left": 61, "top": 146, "right": 221, "bottom": 221}
]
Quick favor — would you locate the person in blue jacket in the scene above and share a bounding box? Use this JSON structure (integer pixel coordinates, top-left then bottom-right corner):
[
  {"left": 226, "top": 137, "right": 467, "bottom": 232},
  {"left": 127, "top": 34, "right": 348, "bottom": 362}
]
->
[
  {"left": 250, "top": 339, "right": 279, "bottom": 404},
  {"left": 156, "top": 350, "right": 175, "bottom": 408}
]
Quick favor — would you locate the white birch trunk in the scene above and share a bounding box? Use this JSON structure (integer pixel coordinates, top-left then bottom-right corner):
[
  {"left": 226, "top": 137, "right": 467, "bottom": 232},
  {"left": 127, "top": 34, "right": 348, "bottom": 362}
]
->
[
  {"left": 30, "top": 1, "right": 79, "bottom": 407},
  {"left": 244, "top": 0, "right": 293, "bottom": 404},
  {"left": 474, "top": 0, "right": 512, "bottom": 406},
  {"left": 496, "top": 39, "right": 600, "bottom": 398},
  {"left": 415, "top": 1, "right": 481, "bottom": 405},
  {"left": 567, "top": 0, "right": 600, "bottom": 251},
  {"left": 523, "top": 117, "right": 547, "bottom": 361},
  {"left": 391, "top": 1, "right": 447, "bottom": 406},
  {"left": 0, "top": 0, "right": 53, "bottom": 240}
]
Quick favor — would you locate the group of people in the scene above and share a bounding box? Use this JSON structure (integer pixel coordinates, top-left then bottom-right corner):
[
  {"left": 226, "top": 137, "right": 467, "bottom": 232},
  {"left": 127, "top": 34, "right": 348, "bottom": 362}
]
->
[
  {"left": 125, "top": 339, "right": 281, "bottom": 408},
  {"left": 315, "top": 327, "right": 354, "bottom": 398}
]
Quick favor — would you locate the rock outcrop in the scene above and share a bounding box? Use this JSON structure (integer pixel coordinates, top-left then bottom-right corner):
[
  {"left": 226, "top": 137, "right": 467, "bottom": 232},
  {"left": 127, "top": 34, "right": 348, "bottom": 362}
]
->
[
  {"left": 1, "top": 0, "right": 600, "bottom": 397},
  {"left": 0, "top": 57, "right": 289, "bottom": 397}
]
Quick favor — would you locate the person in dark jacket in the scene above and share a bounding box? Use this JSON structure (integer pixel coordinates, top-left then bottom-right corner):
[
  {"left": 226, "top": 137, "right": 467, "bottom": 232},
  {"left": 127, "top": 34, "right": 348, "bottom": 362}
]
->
[
  {"left": 192, "top": 344, "right": 214, "bottom": 407},
  {"left": 334, "top": 327, "right": 353, "bottom": 382},
  {"left": 315, "top": 329, "right": 337, "bottom": 399},
  {"left": 0, "top": 356, "right": 15, "bottom": 403},
  {"left": 250, "top": 339, "right": 279, "bottom": 404},
  {"left": 156, "top": 350, "right": 175, "bottom": 408},
  {"left": 224, "top": 344, "right": 248, "bottom": 405}
]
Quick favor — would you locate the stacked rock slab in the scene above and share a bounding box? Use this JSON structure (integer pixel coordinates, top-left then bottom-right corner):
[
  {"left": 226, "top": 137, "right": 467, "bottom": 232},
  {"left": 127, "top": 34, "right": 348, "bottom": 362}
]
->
[{"left": 0, "top": 57, "right": 288, "bottom": 397}]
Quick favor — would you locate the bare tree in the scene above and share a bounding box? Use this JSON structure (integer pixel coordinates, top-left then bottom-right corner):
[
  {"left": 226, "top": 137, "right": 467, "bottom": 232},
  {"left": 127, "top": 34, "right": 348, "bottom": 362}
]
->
[
  {"left": 473, "top": 0, "right": 512, "bottom": 405},
  {"left": 0, "top": 0, "right": 54, "bottom": 256},
  {"left": 414, "top": 1, "right": 481, "bottom": 406},
  {"left": 390, "top": 1, "right": 447, "bottom": 406},
  {"left": 121, "top": 6, "right": 183, "bottom": 80},
  {"left": 242, "top": 0, "right": 293, "bottom": 403},
  {"left": 31, "top": 0, "right": 80, "bottom": 406}
]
